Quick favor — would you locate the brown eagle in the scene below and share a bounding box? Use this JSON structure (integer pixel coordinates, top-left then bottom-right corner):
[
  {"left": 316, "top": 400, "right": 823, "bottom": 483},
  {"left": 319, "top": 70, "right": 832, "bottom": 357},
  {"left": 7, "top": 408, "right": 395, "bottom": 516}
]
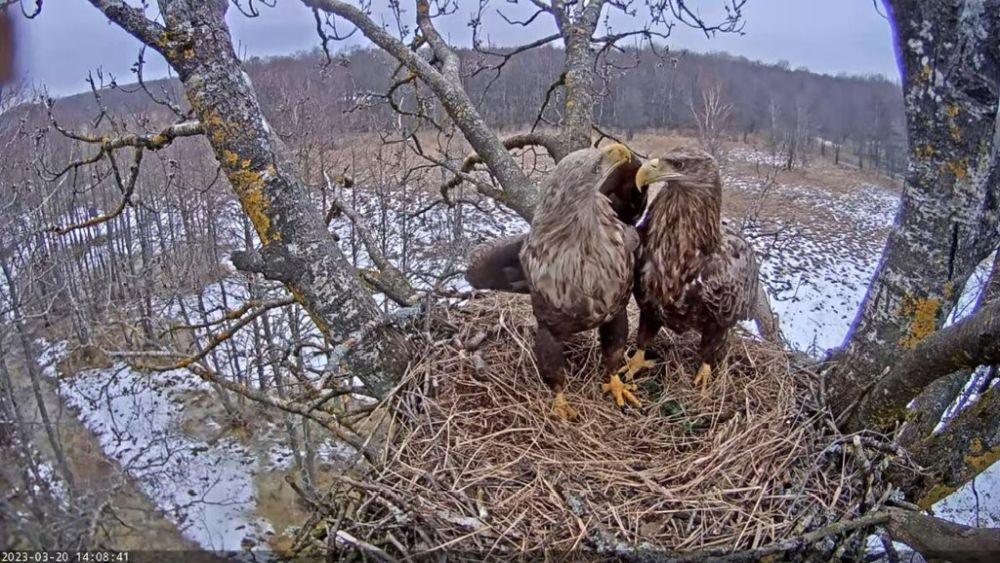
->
[
  {"left": 620, "top": 146, "right": 760, "bottom": 395},
  {"left": 465, "top": 148, "right": 647, "bottom": 294},
  {"left": 466, "top": 144, "right": 646, "bottom": 419}
]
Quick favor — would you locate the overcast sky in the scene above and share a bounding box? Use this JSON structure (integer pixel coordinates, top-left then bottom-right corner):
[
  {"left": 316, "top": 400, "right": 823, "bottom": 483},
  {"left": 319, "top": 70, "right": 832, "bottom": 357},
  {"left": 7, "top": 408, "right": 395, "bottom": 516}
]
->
[{"left": 12, "top": 1, "right": 899, "bottom": 96}]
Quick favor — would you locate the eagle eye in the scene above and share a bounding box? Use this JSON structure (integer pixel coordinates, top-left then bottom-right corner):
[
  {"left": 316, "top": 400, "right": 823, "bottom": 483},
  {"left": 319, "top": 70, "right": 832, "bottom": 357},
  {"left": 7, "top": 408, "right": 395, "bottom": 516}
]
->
[{"left": 673, "top": 160, "right": 685, "bottom": 171}]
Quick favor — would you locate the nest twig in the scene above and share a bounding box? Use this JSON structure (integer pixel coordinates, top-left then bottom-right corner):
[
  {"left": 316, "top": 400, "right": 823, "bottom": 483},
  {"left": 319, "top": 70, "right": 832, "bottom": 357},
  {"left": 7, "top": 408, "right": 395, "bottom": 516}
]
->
[{"left": 289, "top": 294, "right": 916, "bottom": 561}]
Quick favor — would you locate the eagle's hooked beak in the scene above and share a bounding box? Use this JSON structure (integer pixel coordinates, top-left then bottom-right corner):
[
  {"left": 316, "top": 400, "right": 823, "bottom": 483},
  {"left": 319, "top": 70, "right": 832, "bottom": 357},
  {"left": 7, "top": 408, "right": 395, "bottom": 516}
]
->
[{"left": 635, "top": 158, "right": 685, "bottom": 189}]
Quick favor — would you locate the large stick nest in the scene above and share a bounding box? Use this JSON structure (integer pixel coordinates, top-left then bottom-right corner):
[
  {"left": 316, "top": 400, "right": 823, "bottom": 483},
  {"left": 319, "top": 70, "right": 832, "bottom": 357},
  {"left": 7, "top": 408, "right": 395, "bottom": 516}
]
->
[{"left": 302, "top": 294, "right": 909, "bottom": 560}]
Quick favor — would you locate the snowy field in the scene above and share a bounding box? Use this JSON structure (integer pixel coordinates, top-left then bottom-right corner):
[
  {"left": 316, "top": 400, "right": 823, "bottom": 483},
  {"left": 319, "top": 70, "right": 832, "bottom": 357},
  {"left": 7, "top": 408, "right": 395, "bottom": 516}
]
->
[{"left": 30, "top": 150, "right": 1000, "bottom": 552}]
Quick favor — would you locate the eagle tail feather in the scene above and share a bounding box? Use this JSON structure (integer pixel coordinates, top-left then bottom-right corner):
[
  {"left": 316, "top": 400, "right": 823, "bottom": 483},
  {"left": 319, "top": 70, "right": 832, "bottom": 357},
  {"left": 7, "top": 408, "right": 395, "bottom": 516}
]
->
[{"left": 465, "top": 235, "right": 530, "bottom": 294}]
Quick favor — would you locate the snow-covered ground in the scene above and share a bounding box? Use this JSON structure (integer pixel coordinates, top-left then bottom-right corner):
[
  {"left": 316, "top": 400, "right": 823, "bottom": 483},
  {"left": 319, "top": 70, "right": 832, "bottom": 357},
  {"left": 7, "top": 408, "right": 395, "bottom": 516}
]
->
[
  {"left": 38, "top": 340, "right": 273, "bottom": 553},
  {"left": 27, "top": 152, "right": 1000, "bottom": 553},
  {"left": 34, "top": 279, "right": 353, "bottom": 554}
]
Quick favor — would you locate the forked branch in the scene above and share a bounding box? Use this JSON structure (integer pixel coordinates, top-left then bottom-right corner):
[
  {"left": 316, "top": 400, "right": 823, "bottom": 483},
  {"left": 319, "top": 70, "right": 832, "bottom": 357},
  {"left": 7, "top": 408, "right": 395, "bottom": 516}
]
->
[{"left": 849, "top": 298, "right": 1000, "bottom": 433}]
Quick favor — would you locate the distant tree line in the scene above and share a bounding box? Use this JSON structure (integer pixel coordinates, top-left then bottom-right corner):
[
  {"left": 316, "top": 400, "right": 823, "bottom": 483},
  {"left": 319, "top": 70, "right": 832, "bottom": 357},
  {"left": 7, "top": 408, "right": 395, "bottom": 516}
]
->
[
  {"left": 39, "top": 45, "right": 906, "bottom": 177},
  {"left": 245, "top": 45, "right": 906, "bottom": 175}
]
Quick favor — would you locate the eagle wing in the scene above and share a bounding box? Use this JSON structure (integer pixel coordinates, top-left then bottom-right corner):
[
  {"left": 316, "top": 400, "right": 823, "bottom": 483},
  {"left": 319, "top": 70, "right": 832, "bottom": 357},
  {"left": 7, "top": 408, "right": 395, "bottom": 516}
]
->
[
  {"left": 466, "top": 235, "right": 530, "bottom": 294},
  {"left": 519, "top": 149, "right": 636, "bottom": 334},
  {"left": 697, "top": 220, "right": 759, "bottom": 328},
  {"left": 464, "top": 153, "right": 644, "bottom": 294}
]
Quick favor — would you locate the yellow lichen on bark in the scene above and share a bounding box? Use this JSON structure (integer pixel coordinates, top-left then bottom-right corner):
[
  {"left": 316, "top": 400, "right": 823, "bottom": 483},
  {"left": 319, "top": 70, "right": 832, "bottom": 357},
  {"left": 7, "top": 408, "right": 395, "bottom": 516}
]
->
[
  {"left": 898, "top": 294, "right": 941, "bottom": 348},
  {"left": 222, "top": 150, "right": 240, "bottom": 167},
  {"left": 944, "top": 104, "right": 960, "bottom": 118},
  {"left": 917, "top": 483, "right": 955, "bottom": 510},
  {"left": 915, "top": 144, "right": 935, "bottom": 159},
  {"left": 965, "top": 438, "right": 1000, "bottom": 473},
  {"left": 228, "top": 161, "right": 278, "bottom": 244},
  {"left": 942, "top": 159, "right": 968, "bottom": 179},
  {"left": 203, "top": 113, "right": 230, "bottom": 144}
]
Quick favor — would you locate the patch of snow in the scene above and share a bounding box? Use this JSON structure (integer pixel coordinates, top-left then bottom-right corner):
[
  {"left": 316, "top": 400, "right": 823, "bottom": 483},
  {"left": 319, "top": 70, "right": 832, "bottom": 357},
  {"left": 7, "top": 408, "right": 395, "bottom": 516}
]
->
[
  {"left": 946, "top": 249, "right": 996, "bottom": 326},
  {"left": 37, "top": 339, "right": 276, "bottom": 554},
  {"left": 728, "top": 147, "right": 787, "bottom": 167}
]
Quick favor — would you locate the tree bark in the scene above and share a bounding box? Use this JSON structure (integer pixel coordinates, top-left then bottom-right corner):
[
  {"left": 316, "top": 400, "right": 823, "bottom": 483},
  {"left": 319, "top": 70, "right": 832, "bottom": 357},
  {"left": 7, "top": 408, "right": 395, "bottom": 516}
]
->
[
  {"left": 830, "top": 0, "right": 1000, "bottom": 416},
  {"left": 897, "top": 369, "right": 969, "bottom": 446},
  {"left": 893, "top": 383, "right": 1000, "bottom": 508},
  {"left": 885, "top": 507, "right": 1000, "bottom": 563},
  {"left": 556, "top": 0, "right": 604, "bottom": 153},
  {"left": 897, "top": 251, "right": 1000, "bottom": 444},
  {"left": 89, "top": 0, "right": 407, "bottom": 396},
  {"left": 849, "top": 298, "right": 1000, "bottom": 432}
]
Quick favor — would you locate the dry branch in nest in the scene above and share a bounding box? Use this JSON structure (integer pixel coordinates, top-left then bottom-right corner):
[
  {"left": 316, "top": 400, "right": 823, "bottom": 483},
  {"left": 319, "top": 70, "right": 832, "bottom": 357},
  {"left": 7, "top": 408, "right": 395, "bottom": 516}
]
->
[{"left": 290, "top": 294, "right": 917, "bottom": 561}]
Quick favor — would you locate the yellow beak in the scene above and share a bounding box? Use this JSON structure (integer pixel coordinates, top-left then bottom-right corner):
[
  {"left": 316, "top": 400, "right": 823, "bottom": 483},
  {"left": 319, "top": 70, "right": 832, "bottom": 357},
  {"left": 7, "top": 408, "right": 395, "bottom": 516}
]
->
[{"left": 635, "top": 158, "right": 684, "bottom": 188}]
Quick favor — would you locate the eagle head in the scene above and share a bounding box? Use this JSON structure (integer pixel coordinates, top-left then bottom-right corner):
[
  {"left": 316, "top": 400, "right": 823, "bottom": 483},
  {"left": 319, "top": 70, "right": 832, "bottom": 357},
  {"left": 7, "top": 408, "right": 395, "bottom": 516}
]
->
[
  {"left": 635, "top": 147, "right": 719, "bottom": 193},
  {"left": 600, "top": 143, "right": 632, "bottom": 167}
]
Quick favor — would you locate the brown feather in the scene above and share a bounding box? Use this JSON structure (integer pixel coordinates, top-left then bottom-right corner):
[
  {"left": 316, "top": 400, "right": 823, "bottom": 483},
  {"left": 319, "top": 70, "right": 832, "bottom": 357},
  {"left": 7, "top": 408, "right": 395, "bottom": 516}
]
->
[
  {"left": 464, "top": 154, "right": 644, "bottom": 294},
  {"left": 635, "top": 147, "right": 759, "bottom": 367},
  {"left": 521, "top": 148, "right": 635, "bottom": 336},
  {"left": 517, "top": 146, "right": 640, "bottom": 394}
]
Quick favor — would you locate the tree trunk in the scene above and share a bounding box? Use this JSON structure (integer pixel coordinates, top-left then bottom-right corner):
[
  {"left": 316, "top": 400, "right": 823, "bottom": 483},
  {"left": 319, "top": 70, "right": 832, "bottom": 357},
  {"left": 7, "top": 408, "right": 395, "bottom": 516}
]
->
[
  {"left": 90, "top": 0, "right": 407, "bottom": 396},
  {"left": 829, "top": 0, "right": 1000, "bottom": 417},
  {"left": 558, "top": 0, "right": 604, "bottom": 153}
]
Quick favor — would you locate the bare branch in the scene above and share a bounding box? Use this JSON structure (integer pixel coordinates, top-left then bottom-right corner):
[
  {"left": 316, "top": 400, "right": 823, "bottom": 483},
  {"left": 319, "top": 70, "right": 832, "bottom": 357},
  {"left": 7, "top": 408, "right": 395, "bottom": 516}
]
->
[
  {"left": 849, "top": 298, "right": 1000, "bottom": 433},
  {"left": 323, "top": 170, "right": 417, "bottom": 306},
  {"left": 46, "top": 147, "right": 144, "bottom": 236},
  {"left": 86, "top": 1, "right": 168, "bottom": 53},
  {"left": 304, "top": 0, "right": 539, "bottom": 220},
  {"left": 436, "top": 131, "right": 565, "bottom": 196}
]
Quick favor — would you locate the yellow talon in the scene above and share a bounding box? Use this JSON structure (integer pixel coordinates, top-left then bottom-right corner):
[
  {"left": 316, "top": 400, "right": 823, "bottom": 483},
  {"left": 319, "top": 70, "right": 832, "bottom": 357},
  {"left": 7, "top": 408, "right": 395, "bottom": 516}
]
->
[
  {"left": 693, "top": 363, "right": 712, "bottom": 394},
  {"left": 551, "top": 392, "right": 578, "bottom": 421},
  {"left": 602, "top": 374, "right": 641, "bottom": 408},
  {"left": 616, "top": 349, "right": 656, "bottom": 382}
]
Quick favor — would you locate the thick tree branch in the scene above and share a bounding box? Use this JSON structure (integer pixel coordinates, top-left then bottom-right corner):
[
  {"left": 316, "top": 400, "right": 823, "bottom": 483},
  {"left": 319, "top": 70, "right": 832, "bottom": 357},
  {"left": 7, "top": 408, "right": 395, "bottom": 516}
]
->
[
  {"left": 849, "top": 298, "right": 1000, "bottom": 432},
  {"left": 86, "top": 0, "right": 168, "bottom": 53},
  {"left": 304, "top": 0, "right": 538, "bottom": 221},
  {"left": 82, "top": 120, "right": 204, "bottom": 151},
  {"left": 437, "top": 132, "right": 566, "bottom": 196},
  {"left": 884, "top": 507, "right": 1000, "bottom": 563},
  {"left": 897, "top": 370, "right": 969, "bottom": 446},
  {"left": 898, "top": 251, "right": 1000, "bottom": 446},
  {"left": 892, "top": 383, "right": 1000, "bottom": 509}
]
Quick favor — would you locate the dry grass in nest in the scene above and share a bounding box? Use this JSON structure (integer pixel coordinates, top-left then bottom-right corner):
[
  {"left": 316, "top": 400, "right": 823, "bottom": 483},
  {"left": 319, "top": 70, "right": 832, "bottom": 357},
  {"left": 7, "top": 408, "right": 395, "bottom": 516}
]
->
[{"left": 350, "top": 294, "right": 882, "bottom": 559}]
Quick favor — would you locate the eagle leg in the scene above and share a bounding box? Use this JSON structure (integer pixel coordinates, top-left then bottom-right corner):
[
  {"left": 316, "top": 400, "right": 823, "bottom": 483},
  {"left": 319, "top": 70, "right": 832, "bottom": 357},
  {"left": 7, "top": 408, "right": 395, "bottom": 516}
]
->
[
  {"left": 535, "top": 325, "right": 578, "bottom": 421},
  {"left": 551, "top": 392, "right": 578, "bottom": 421},
  {"left": 616, "top": 349, "right": 656, "bottom": 382},
  {"left": 616, "top": 307, "right": 662, "bottom": 382},
  {"left": 696, "top": 325, "right": 728, "bottom": 396},
  {"left": 599, "top": 311, "right": 629, "bottom": 374},
  {"left": 693, "top": 363, "right": 712, "bottom": 394},
  {"left": 602, "top": 374, "right": 641, "bottom": 408},
  {"left": 599, "top": 311, "right": 641, "bottom": 408}
]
